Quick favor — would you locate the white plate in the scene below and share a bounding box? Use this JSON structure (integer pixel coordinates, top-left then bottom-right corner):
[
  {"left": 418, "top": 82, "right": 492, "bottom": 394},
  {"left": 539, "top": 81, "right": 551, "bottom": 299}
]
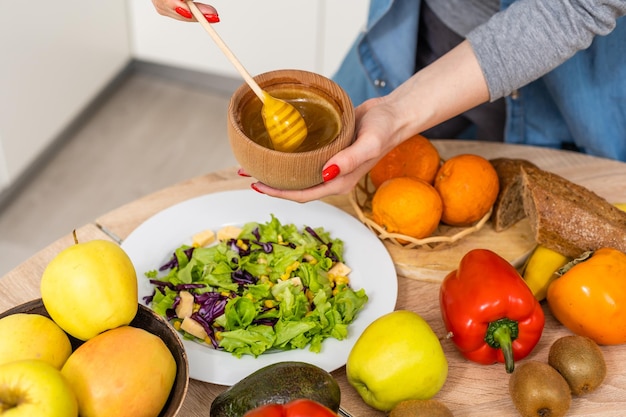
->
[{"left": 121, "top": 190, "right": 397, "bottom": 386}]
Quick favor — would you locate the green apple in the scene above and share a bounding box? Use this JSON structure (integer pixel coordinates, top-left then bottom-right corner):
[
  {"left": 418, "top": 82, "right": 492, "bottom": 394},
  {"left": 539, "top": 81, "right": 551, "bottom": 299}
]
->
[
  {"left": 61, "top": 325, "right": 177, "bottom": 417},
  {"left": 346, "top": 310, "right": 448, "bottom": 412},
  {"left": 0, "top": 359, "right": 78, "bottom": 416},
  {"left": 0, "top": 313, "right": 72, "bottom": 369},
  {"left": 40, "top": 235, "right": 138, "bottom": 341}
]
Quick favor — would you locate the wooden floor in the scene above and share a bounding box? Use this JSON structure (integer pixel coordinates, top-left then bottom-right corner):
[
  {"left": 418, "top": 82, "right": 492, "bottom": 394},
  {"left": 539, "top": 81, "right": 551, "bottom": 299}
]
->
[{"left": 0, "top": 70, "right": 238, "bottom": 276}]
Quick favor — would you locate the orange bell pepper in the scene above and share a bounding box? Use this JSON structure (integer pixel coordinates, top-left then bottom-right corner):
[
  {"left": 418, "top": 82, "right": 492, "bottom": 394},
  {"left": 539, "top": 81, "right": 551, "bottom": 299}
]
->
[{"left": 547, "top": 247, "right": 626, "bottom": 345}]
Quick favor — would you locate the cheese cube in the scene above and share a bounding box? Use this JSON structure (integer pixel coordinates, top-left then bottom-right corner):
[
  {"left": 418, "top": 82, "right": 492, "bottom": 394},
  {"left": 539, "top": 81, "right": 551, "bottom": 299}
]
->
[
  {"left": 175, "top": 290, "right": 194, "bottom": 319},
  {"left": 217, "top": 225, "right": 242, "bottom": 241},
  {"left": 192, "top": 229, "right": 216, "bottom": 247},
  {"left": 328, "top": 262, "right": 351, "bottom": 277},
  {"left": 180, "top": 316, "right": 208, "bottom": 340}
]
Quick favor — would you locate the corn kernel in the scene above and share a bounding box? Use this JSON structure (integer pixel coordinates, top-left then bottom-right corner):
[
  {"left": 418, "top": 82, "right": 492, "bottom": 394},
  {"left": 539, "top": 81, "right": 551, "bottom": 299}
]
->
[
  {"left": 264, "top": 300, "right": 276, "bottom": 308},
  {"left": 335, "top": 276, "right": 350, "bottom": 286}
]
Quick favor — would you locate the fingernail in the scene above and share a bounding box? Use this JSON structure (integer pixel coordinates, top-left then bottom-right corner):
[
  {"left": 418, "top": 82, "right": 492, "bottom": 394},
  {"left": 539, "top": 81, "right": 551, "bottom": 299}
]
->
[
  {"left": 175, "top": 7, "right": 192, "bottom": 19},
  {"left": 251, "top": 183, "right": 264, "bottom": 194},
  {"left": 322, "top": 164, "right": 340, "bottom": 182},
  {"left": 204, "top": 13, "right": 220, "bottom": 23},
  {"left": 237, "top": 168, "right": 251, "bottom": 177}
]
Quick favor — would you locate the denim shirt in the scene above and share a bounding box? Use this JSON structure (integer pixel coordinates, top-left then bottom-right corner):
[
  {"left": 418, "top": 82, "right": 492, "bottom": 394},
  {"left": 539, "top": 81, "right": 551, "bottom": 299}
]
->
[{"left": 332, "top": 0, "right": 626, "bottom": 161}]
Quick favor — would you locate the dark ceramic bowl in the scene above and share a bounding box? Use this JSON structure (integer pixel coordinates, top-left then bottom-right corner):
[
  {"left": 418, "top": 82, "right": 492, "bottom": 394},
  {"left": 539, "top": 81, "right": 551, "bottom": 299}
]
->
[{"left": 0, "top": 299, "right": 189, "bottom": 417}]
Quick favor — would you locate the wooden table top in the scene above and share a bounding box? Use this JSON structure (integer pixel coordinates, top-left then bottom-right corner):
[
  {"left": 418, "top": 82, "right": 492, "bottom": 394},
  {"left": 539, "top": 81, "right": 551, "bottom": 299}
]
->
[{"left": 2, "top": 140, "right": 625, "bottom": 416}]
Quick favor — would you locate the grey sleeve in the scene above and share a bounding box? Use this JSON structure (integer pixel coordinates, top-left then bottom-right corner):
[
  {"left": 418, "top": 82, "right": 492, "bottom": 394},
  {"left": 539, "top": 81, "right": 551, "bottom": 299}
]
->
[{"left": 467, "top": 0, "right": 626, "bottom": 100}]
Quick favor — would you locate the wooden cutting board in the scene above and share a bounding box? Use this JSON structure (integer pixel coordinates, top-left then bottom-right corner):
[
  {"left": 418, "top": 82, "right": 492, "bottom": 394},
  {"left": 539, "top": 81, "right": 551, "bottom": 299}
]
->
[
  {"left": 346, "top": 177, "right": 537, "bottom": 283},
  {"left": 384, "top": 218, "right": 536, "bottom": 282}
]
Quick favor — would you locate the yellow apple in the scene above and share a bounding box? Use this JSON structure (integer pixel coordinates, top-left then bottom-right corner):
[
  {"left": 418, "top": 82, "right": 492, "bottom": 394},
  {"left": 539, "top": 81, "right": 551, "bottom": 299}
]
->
[
  {"left": 346, "top": 310, "right": 448, "bottom": 412},
  {"left": 40, "top": 236, "right": 138, "bottom": 340},
  {"left": 61, "top": 325, "right": 177, "bottom": 417},
  {"left": 0, "top": 359, "right": 78, "bottom": 417},
  {"left": 0, "top": 313, "right": 72, "bottom": 368}
]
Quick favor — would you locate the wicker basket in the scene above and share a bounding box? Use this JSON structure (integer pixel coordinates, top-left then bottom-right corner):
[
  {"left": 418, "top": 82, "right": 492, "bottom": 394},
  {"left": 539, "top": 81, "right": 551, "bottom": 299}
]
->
[{"left": 349, "top": 175, "right": 492, "bottom": 249}]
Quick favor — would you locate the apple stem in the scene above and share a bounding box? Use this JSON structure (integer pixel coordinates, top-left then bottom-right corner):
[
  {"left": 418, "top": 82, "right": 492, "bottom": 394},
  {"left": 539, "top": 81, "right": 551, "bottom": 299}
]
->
[{"left": 72, "top": 229, "right": 78, "bottom": 245}]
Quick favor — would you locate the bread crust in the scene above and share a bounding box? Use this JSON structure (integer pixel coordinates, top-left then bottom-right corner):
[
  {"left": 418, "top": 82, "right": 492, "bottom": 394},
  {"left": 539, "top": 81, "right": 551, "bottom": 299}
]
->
[
  {"left": 489, "top": 158, "right": 538, "bottom": 232},
  {"left": 520, "top": 164, "right": 626, "bottom": 257}
]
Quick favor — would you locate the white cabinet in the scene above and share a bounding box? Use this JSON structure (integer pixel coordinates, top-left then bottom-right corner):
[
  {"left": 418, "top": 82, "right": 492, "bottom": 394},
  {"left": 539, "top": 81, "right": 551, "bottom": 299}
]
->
[
  {"left": 0, "top": 0, "right": 367, "bottom": 196},
  {"left": 0, "top": 1, "right": 131, "bottom": 194},
  {"left": 129, "top": 0, "right": 367, "bottom": 78}
]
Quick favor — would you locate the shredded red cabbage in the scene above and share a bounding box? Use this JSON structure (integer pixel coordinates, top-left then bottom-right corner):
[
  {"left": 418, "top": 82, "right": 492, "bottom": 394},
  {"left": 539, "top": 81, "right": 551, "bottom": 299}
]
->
[
  {"left": 231, "top": 269, "right": 257, "bottom": 285},
  {"left": 191, "top": 292, "right": 230, "bottom": 348},
  {"left": 305, "top": 226, "right": 339, "bottom": 262},
  {"left": 159, "top": 247, "right": 195, "bottom": 271}
]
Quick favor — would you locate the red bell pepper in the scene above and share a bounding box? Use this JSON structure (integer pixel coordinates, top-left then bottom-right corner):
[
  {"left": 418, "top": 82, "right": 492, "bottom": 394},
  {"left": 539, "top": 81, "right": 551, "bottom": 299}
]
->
[
  {"left": 439, "top": 249, "right": 545, "bottom": 373},
  {"left": 243, "top": 399, "right": 338, "bottom": 417}
]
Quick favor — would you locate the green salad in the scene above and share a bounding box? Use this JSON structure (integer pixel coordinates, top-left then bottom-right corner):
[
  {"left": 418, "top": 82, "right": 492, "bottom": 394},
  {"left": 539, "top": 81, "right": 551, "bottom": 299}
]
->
[{"left": 143, "top": 214, "right": 368, "bottom": 358}]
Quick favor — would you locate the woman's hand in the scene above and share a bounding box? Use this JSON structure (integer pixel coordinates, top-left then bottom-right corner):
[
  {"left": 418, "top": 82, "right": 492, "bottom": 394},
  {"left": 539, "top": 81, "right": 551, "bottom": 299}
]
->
[
  {"left": 151, "top": 0, "right": 219, "bottom": 22},
  {"left": 251, "top": 40, "right": 490, "bottom": 203},
  {"left": 251, "top": 95, "right": 408, "bottom": 202}
]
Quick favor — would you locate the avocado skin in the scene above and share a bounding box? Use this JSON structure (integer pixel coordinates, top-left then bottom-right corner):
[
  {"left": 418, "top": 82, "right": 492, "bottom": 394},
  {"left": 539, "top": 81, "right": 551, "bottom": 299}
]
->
[{"left": 210, "top": 361, "right": 341, "bottom": 417}]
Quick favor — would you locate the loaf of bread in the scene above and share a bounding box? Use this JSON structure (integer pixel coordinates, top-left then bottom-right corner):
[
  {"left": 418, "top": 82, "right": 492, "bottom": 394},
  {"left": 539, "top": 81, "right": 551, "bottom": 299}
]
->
[
  {"left": 489, "top": 158, "right": 538, "bottom": 232},
  {"left": 520, "top": 164, "right": 626, "bottom": 258}
]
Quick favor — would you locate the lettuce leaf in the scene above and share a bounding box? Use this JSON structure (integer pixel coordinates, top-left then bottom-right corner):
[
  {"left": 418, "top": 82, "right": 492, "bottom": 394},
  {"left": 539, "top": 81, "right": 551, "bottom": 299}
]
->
[{"left": 144, "top": 214, "right": 368, "bottom": 357}]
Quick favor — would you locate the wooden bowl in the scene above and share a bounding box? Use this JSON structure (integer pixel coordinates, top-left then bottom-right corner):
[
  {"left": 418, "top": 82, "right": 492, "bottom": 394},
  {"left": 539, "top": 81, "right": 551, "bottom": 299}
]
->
[
  {"left": 228, "top": 69, "right": 355, "bottom": 190},
  {"left": 0, "top": 299, "right": 189, "bottom": 417}
]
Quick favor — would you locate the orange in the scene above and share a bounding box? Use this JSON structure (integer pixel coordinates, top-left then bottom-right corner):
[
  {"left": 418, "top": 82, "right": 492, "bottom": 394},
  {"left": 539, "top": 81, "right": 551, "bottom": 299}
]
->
[
  {"left": 371, "top": 177, "right": 443, "bottom": 239},
  {"left": 434, "top": 154, "right": 499, "bottom": 226},
  {"left": 369, "top": 134, "right": 441, "bottom": 188}
]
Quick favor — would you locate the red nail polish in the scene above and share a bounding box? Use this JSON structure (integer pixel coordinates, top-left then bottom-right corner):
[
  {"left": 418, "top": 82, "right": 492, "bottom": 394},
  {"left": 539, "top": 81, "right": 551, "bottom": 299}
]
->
[
  {"left": 322, "top": 164, "right": 340, "bottom": 182},
  {"left": 237, "top": 168, "right": 251, "bottom": 177},
  {"left": 174, "top": 7, "right": 192, "bottom": 19},
  {"left": 251, "top": 183, "right": 264, "bottom": 194},
  {"left": 203, "top": 13, "right": 220, "bottom": 23}
]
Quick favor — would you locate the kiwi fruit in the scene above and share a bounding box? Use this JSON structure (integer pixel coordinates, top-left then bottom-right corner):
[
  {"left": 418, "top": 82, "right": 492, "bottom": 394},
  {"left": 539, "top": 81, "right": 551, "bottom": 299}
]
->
[
  {"left": 389, "top": 399, "right": 453, "bottom": 417},
  {"left": 509, "top": 360, "right": 571, "bottom": 417},
  {"left": 548, "top": 335, "right": 607, "bottom": 396}
]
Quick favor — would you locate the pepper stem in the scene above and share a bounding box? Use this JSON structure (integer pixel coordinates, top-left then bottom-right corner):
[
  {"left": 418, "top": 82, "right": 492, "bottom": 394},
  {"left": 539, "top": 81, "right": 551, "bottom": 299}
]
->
[{"left": 484, "top": 318, "right": 519, "bottom": 374}]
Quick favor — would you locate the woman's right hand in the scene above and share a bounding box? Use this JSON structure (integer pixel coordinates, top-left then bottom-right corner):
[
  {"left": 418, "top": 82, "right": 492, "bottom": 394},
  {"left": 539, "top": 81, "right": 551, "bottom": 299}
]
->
[{"left": 151, "top": 0, "right": 219, "bottom": 22}]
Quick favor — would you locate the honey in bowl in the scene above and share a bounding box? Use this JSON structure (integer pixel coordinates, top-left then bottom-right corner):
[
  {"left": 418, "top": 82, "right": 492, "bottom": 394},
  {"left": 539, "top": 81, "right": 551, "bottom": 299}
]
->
[
  {"left": 227, "top": 69, "right": 355, "bottom": 190},
  {"left": 239, "top": 86, "right": 342, "bottom": 152}
]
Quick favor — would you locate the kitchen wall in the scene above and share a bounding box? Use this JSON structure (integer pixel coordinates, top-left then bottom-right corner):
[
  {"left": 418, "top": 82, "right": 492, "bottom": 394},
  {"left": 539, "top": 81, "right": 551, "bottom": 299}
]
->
[
  {"left": 0, "top": 0, "right": 367, "bottom": 202},
  {"left": 129, "top": 0, "right": 367, "bottom": 80},
  {"left": 0, "top": 1, "right": 132, "bottom": 201}
]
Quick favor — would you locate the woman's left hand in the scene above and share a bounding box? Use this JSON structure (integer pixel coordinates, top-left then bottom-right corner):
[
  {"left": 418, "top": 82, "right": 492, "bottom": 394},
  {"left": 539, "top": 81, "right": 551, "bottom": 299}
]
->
[{"left": 251, "top": 96, "right": 405, "bottom": 202}]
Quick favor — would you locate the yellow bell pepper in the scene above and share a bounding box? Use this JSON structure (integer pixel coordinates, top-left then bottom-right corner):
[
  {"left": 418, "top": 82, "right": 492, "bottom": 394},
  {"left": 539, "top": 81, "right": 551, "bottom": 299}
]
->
[
  {"left": 547, "top": 247, "right": 626, "bottom": 345},
  {"left": 522, "top": 245, "right": 571, "bottom": 301}
]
